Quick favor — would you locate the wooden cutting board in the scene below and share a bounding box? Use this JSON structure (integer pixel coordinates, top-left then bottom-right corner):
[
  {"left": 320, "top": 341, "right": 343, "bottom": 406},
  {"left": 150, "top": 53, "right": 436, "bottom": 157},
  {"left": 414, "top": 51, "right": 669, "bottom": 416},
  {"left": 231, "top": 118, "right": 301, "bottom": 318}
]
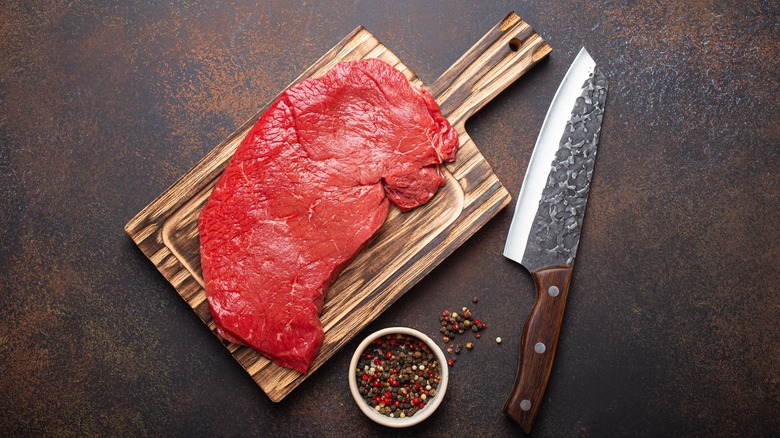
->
[{"left": 124, "top": 11, "right": 550, "bottom": 402}]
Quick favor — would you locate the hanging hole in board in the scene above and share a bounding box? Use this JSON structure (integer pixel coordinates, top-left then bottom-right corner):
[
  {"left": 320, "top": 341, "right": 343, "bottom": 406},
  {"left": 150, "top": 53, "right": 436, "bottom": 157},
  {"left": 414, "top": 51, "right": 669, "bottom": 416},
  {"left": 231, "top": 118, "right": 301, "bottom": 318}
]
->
[{"left": 508, "top": 38, "right": 522, "bottom": 52}]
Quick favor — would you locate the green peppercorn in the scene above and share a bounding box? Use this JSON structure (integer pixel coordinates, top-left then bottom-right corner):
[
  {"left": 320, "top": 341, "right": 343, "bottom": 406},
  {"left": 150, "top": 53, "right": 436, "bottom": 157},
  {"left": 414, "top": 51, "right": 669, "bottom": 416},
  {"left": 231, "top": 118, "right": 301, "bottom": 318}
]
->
[{"left": 355, "top": 334, "right": 441, "bottom": 419}]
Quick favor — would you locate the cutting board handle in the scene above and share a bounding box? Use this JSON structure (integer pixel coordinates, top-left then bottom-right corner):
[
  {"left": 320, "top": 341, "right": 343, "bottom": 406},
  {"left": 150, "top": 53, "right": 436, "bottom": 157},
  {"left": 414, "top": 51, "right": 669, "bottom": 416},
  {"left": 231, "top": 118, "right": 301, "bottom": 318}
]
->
[{"left": 428, "top": 11, "right": 551, "bottom": 126}]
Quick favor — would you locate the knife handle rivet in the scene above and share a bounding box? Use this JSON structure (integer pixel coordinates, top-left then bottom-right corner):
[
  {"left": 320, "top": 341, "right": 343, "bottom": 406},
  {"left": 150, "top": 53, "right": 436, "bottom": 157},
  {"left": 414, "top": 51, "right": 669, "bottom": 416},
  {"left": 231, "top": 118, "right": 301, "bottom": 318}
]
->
[
  {"left": 548, "top": 286, "right": 559, "bottom": 297},
  {"left": 520, "top": 399, "right": 532, "bottom": 411},
  {"left": 534, "top": 342, "right": 546, "bottom": 354}
]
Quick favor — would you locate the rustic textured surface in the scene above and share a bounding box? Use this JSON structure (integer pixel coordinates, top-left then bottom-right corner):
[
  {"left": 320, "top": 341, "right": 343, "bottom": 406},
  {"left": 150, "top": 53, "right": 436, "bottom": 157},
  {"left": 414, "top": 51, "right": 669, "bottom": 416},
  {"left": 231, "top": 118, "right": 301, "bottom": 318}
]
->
[{"left": 1, "top": 1, "right": 778, "bottom": 436}]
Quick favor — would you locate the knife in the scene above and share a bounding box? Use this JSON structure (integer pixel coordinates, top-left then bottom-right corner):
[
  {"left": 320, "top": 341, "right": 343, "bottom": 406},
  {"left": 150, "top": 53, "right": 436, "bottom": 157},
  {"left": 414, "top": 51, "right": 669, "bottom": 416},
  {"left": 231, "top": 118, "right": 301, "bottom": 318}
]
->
[{"left": 502, "top": 47, "right": 608, "bottom": 433}]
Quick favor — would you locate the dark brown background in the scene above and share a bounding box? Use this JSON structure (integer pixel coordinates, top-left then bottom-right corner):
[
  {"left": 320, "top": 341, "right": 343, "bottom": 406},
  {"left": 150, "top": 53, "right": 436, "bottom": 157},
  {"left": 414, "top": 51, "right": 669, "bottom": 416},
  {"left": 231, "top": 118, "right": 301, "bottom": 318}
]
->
[{"left": 1, "top": 1, "right": 778, "bottom": 436}]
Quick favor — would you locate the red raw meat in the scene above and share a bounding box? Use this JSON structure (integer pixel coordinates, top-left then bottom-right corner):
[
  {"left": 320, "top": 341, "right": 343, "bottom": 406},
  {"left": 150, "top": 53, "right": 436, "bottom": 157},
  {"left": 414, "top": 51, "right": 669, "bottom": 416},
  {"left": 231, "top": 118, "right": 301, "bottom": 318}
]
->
[{"left": 198, "top": 59, "right": 458, "bottom": 373}]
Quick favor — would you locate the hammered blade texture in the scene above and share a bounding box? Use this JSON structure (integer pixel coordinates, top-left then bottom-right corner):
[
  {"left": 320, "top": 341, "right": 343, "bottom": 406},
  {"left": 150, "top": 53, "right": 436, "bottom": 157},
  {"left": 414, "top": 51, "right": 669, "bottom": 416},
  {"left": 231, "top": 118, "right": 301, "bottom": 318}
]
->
[{"left": 522, "top": 68, "right": 608, "bottom": 271}]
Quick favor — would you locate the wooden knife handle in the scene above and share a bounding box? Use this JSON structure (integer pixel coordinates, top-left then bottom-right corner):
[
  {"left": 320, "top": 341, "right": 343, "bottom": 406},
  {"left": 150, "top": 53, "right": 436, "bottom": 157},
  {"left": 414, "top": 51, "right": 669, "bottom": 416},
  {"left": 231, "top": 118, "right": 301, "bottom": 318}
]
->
[{"left": 503, "top": 264, "right": 574, "bottom": 433}]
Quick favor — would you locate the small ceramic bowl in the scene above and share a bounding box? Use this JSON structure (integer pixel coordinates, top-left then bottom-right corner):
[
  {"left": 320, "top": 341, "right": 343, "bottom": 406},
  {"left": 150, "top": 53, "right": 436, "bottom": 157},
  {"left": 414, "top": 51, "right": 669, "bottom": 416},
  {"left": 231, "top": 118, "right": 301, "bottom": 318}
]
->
[{"left": 348, "top": 327, "right": 449, "bottom": 427}]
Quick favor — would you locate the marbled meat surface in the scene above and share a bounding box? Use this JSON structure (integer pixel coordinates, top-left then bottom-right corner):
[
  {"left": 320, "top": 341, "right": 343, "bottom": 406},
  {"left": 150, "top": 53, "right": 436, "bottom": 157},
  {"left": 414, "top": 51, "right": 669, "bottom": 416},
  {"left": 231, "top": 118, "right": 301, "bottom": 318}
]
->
[{"left": 198, "top": 59, "right": 459, "bottom": 373}]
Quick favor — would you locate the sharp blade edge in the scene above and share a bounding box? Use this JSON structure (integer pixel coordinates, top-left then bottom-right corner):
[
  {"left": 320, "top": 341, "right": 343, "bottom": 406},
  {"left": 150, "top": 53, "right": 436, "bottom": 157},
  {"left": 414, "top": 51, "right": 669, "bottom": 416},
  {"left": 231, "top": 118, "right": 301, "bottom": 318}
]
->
[{"left": 504, "top": 48, "right": 608, "bottom": 271}]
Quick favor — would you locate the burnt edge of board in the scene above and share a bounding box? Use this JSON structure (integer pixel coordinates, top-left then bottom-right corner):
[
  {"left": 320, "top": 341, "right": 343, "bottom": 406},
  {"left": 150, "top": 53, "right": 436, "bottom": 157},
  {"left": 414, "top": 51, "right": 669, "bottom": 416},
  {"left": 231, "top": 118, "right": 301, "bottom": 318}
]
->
[{"left": 125, "top": 12, "right": 550, "bottom": 402}]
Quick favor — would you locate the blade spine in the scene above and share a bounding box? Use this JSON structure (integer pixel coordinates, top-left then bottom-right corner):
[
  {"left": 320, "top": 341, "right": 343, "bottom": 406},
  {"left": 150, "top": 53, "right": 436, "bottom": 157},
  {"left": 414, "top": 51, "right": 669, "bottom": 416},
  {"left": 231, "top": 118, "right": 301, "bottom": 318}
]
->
[{"left": 503, "top": 48, "right": 596, "bottom": 266}]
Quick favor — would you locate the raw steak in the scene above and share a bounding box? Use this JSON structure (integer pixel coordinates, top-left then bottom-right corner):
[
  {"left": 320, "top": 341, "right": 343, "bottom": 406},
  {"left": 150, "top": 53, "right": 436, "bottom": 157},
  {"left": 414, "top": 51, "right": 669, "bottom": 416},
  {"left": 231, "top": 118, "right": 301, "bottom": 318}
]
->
[{"left": 198, "top": 58, "right": 459, "bottom": 373}]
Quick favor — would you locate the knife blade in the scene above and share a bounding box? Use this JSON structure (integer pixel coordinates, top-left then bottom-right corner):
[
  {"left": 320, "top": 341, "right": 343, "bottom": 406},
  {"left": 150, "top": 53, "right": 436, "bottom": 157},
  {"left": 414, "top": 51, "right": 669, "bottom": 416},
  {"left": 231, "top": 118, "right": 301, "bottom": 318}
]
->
[{"left": 502, "top": 47, "right": 608, "bottom": 433}]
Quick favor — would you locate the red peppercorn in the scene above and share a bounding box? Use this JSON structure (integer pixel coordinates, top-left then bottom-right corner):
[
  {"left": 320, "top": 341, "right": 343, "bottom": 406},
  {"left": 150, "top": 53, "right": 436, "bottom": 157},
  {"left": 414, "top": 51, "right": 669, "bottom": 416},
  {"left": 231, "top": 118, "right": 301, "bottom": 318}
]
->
[
  {"left": 447, "top": 359, "right": 454, "bottom": 366},
  {"left": 474, "top": 319, "right": 481, "bottom": 325},
  {"left": 452, "top": 323, "right": 460, "bottom": 330},
  {"left": 481, "top": 323, "right": 487, "bottom": 329},
  {"left": 442, "top": 309, "right": 449, "bottom": 316},
  {"left": 356, "top": 332, "right": 441, "bottom": 419}
]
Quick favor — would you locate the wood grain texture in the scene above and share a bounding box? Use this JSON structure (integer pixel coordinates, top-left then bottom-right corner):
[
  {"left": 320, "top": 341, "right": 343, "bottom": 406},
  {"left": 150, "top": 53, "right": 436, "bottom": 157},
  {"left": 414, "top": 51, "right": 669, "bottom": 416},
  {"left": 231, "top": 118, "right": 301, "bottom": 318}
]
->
[
  {"left": 124, "top": 11, "right": 550, "bottom": 402},
  {"left": 503, "top": 264, "right": 574, "bottom": 432}
]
